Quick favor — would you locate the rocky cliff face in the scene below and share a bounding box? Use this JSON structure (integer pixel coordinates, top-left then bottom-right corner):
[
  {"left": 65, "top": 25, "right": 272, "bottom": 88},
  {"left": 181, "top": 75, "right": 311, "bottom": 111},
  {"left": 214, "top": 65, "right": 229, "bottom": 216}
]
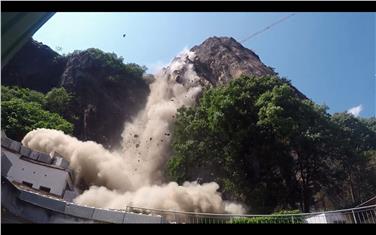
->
[
  {"left": 60, "top": 49, "right": 150, "bottom": 147},
  {"left": 191, "top": 37, "right": 275, "bottom": 85},
  {"left": 2, "top": 36, "right": 305, "bottom": 148},
  {"left": 2, "top": 40, "right": 67, "bottom": 93},
  {"left": 164, "top": 36, "right": 305, "bottom": 99},
  {"left": 2, "top": 39, "right": 150, "bottom": 148},
  {"left": 190, "top": 36, "right": 276, "bottom": 86},
  {"left": 159, "top": 36, "right": 276, "bottom": 91}
]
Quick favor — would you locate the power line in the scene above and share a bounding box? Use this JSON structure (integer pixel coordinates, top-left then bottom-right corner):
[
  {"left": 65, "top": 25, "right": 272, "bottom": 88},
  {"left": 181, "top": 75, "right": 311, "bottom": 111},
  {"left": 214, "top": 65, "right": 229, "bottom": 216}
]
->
[{"left": 240, "top": 13, "right": 296, "bottom": 44}]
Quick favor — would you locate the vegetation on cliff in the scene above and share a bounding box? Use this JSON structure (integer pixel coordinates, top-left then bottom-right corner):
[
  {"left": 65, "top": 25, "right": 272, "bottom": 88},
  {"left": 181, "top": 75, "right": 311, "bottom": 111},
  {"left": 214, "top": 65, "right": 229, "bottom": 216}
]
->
[
  {"left": 1, "top": 86, "right": 74, "bottom": 140},
  {"left": 2, "top": 41, "right": 150, "bottom": 147},
  {"left": 168, "top": 75, "right": 376, "bottom": 213}
]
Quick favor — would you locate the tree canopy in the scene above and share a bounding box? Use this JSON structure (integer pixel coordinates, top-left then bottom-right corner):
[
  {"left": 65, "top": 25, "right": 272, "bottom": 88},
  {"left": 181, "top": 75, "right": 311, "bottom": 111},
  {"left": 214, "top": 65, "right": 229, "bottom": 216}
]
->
[
  {"left": 1, "top": 86, "right": 73, "bottom": 141},
  {"left": 68, "top": 48, "right": 147, "bottom": 81},
  {"left": 168, "top": 75, "right": 376, "bottom": 213},
  {"left": 45, "top": 87, "right": 73, "bottom": 116}
]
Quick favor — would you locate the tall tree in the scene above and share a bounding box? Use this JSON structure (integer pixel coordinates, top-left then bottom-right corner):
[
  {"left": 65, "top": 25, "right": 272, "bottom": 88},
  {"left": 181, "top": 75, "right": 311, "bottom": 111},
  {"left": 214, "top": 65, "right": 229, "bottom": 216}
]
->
[
  {"left": 256, "top": 84, "right": 336, "bottom": 212},
  {"left": 329, "top": 113, "right": 376, "bottom": 207}
]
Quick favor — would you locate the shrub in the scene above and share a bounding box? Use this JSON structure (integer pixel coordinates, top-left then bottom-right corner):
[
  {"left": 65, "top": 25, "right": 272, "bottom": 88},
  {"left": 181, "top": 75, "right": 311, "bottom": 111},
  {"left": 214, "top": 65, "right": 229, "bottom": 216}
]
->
[{"left": 229, "top": 210, "right": 304, "bottom": 224}]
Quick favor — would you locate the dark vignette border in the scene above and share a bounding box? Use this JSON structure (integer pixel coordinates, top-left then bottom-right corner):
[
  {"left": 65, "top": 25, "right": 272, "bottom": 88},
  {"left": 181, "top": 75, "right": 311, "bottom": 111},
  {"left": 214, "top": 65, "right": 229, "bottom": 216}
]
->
[{"left": 2, "top": 1, "right": 376, "bottom": 12}]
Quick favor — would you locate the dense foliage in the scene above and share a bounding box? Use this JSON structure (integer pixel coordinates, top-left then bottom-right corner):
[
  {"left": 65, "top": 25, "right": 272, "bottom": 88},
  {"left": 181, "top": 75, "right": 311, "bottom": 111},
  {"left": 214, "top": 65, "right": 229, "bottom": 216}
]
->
[
  {"left": 1, "top": 86, "right": 73, "bottom": 141},
  {"left": 45, "top": 87, "right": 73, "bottom": 116},
  {"left": 1, "top": 85, "right": 45, "bottom": 105},
  {"left": 68, "top": 48, "right": 147, "bottom": 81},
  {"left": 168, "top": 75, "right": 376, "bottom": 213},
  {"left": 1, "top": 47, "right": 149, "bottom": 147},
  {"left": 325, "top": 113, "right": 376, "bottom": 209}
]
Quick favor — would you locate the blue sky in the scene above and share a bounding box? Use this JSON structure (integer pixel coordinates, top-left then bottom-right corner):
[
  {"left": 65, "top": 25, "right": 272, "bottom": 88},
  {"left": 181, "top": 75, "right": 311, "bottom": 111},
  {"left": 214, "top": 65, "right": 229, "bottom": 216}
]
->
[{"left": 33, "top": 13, "right": 375, "bottom": 117}]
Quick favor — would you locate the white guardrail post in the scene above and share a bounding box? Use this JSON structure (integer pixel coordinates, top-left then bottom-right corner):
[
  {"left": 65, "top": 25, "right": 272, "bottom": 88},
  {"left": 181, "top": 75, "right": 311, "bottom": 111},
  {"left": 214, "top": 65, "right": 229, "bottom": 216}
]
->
[
  {"left": 352, "top": 209, "right": 357, "bottom": 224},
  {"left": 122, "top": 204, "right": 376, "bottom": 224}
]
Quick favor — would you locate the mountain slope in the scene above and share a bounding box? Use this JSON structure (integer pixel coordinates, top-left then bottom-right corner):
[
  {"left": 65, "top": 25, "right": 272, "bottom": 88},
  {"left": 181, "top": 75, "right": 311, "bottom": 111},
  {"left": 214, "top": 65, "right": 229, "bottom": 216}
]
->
[
  {"left": 2, "top": 39, "right": 150, "bottom": 148},
  {"left": 2, "top": 40, "right": 67, "bottom": 93},
  {"left": 190, "top": 36, "right": 276, "bottom": 85},
  {"left": 2, "top": 36, "right": 305, "bottom": 147}
]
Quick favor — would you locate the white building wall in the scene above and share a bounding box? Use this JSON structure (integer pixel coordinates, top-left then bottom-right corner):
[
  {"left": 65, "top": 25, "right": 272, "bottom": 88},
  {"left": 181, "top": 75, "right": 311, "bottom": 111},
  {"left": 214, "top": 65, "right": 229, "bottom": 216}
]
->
[{"left": 3, "top": 149, "right": 70, "bottom": 196}]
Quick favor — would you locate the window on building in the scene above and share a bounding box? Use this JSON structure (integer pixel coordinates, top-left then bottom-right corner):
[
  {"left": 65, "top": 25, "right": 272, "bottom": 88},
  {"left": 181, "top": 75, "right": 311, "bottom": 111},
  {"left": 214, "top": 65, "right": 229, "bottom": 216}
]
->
[
  {"left": 39, "top": 186, "right": 51, "bottom": 193},
  {"left": 22, "top": 181, "right": 33, "bottom": 188}
]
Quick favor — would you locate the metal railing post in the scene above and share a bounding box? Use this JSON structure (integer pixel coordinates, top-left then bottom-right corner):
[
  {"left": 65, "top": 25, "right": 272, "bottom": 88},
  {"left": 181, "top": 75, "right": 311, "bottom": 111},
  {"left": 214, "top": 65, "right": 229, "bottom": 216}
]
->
[
  {"left": 120, "top": 204, "right": 375, "bottom": 224},
  {"left": 352, "top": 210, "right": 357, "bottom": 224}
]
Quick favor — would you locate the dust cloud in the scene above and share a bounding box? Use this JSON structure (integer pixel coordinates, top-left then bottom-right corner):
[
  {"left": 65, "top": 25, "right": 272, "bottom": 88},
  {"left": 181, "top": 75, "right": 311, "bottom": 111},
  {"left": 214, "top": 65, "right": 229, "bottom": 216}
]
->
[{"left": 22, "top": 49, "right": 245, "bottom": 214}]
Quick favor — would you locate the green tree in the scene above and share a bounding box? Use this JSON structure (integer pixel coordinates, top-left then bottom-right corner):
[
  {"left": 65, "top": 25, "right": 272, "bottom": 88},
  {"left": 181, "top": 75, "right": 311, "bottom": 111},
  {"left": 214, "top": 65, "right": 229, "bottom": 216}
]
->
[
  {"left": 1, "top": 85, "right": 45, "bottom": 105},
  {"left": 360, "top": 117, "right": 376, "bottom": 133},
  {"left": 45, "top": 87, "right": 73, "bottom": 116},
  {"left": 169, "top": 75, "right": 369, "bottom": 213},
  {"left": 256, "top": 84, "right": 336, "bottom": 212},
  {"left": 169, "top": 76, "right": 304, "bottom": 213},
  {"left": 68, "top": 48, "right": 147, "bottom": 82},
  {"left": 328, "top": 113, "right": 376, "bottom": 207},
  {"left": 1, "top": 99, "right": 73, "bottom": 141},
  {"left": 1, "top": 85, "right": 74, "bottom": 141}
]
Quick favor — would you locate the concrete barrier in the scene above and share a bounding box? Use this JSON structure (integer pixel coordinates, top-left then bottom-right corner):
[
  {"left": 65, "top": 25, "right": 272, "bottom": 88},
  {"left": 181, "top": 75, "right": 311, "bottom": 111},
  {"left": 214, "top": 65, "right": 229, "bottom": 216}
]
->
[
  {"left": 19, "top": 190, "right": 66, "bottom": 213},
  {"left": 1, "top": 136, "right": 12, "bottom": 148},
  {"left": 29, "top": 151, "right": 40, "bottom": 160},
  {"left": 20, "top": 146, "right": 31, "bottom": 157},
  {"left": 37, "top": 153, "right": 52, "bottom": 164},
  {"left": 1, "top": 153, "right": 13, "bottom": 176},
  {"left": 7, "top": 177, "right": 163, "bottom": 224},
  {"left": 124, "top": 213, "right": 162, "bottom": 224},
  {"left": 65, "top": 203, "right": 95, "bottom": 219},
  {"left": 92, "top": 208, "right": 125, "bottom": 223},
  {"left": 9, "top": 141, "right": 21, "bottom": 152}
]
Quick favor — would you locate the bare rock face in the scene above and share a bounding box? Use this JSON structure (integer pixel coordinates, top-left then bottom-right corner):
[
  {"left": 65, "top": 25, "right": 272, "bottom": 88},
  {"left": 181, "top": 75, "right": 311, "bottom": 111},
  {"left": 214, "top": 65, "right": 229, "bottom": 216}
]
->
[
  {"left": 2, "top": 39, "right": 67, "bottom": 93},
  {"left": 2, "top": 40, "right": 150, "bottom": 149},
  {"left": 60, "top": 49, "right": 150, "bottom": 148},
  {"left": 2, "top": 36, "right": 305, "bottom": 148},
  {"left": 163, "top": 36, "right": 306, "bottom": 100},
  {"left": 190, "top": 36, "right": 276, "bottom": 86}
]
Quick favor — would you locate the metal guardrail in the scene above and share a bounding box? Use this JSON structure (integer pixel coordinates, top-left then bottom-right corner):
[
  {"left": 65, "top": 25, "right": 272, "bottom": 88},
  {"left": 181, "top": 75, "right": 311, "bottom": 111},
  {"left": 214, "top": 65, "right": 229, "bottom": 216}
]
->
[
  {"left": 6, "top": 176, "right": 376, "bottom": 223},
  {"left": 3, "top": 134, "right": 374, "bottom": 224},
  {"left": 121, "top": 204, "right": 376, "bottom": 224}
]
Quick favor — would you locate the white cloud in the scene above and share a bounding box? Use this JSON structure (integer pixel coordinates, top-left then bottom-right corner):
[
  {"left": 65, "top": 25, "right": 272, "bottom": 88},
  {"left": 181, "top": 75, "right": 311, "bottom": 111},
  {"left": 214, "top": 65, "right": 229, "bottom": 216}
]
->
[{"left": 347, "top": 104, "right": 363, "bottom": 117}]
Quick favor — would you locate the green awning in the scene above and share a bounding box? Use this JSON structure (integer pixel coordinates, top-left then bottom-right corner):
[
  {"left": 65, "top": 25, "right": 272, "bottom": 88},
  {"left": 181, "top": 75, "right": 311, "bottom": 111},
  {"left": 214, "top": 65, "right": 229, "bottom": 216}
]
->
[{"left": 1, "top": 12, "right": 55, "bottom": 68}]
